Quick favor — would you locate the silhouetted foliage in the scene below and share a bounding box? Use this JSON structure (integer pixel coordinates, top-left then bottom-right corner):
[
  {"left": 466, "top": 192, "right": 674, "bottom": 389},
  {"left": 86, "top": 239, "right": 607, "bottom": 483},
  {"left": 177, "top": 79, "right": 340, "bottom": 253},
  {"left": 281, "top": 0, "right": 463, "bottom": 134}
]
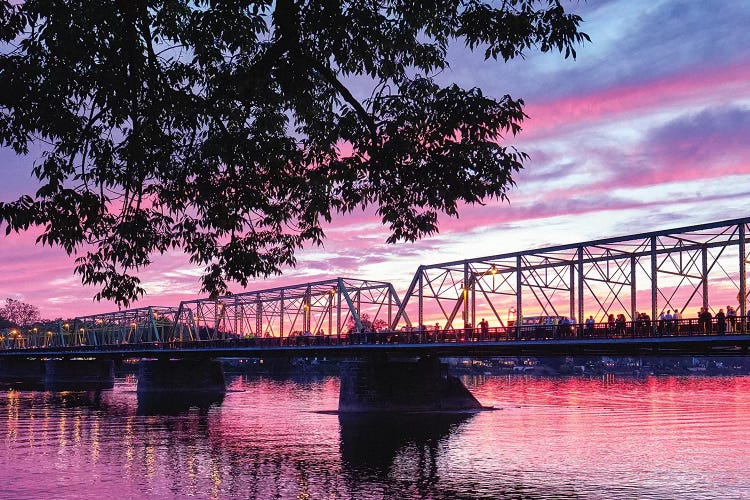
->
[
  {"left": 0, "top": 0, "right": 589, "bottom": 306},
  {"left": 0, "top": 298, "right": 41, "bottom": 327},
  {"left": 346, "top": 312, "right": 389, "bottom": 332}
]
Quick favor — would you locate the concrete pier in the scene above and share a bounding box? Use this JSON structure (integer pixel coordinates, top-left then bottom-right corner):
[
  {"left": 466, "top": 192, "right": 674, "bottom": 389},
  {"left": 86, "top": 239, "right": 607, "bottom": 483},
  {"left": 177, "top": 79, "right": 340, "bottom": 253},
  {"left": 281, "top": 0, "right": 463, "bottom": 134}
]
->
[
  {"left": 137, "top": 359, "right": 226, "bottom": 393},
  {"left": 0, "top": 358, "right": 45, "bottom": 385},
  {"left": 338, "top": 355, "right": 483, "bottom": 413},
  {"left": 136, "top": 359, "right": 226, "bottom": 413},
  {"left": 44, "top": 359, "right": 115, "bottom": 390}
]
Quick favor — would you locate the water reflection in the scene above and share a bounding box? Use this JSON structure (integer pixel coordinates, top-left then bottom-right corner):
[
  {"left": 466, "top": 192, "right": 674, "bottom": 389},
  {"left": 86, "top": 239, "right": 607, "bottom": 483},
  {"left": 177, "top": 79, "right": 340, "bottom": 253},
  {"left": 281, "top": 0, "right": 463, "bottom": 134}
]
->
[
  {"left": 44, "top": 379, "right": 115, "bottom": 391},
  {"left": 339, "top": 412, "right": 474, "bottom": 475},
  {"left": 1, "top": 374, "right": 750, "bottom": 499},
  {"left": 4, "top": 388, "right": 114, "bottom": 413},
  {"left": 136, "top": 390, "right": 225, "bottom": 415}
]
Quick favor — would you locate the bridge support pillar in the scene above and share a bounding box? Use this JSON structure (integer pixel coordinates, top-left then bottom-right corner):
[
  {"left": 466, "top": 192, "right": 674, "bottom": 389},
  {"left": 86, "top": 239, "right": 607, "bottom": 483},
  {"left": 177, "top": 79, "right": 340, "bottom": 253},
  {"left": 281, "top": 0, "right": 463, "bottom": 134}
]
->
[
  {"left": 137, "top": 359, "right": 225, "bottom": 393},
  {"left": 0, "top": 358, "right": 45, "bottom": 385},
  {"left": 338, "top": 355, "right": 483, "bottom": 413},
  {"left": 136, "top": 359, "right": 225, "bottom": 412},
  {"left": 44, "top": 359, "right": 115, "bottom": 390}
]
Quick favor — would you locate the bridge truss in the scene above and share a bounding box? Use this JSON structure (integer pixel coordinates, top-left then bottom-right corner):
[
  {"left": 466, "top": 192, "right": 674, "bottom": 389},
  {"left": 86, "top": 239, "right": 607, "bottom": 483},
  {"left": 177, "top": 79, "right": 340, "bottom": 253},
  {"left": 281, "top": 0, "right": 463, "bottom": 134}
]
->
[
  {"left": 70, "top": 306, "right": 179, "bottom": 346},
  {"left": 0, "top": 306, "right": 179, "bottom": 348},
  {"left": 172, "top": 277, "right": 407, "bottom": 340},
  {"left": 4, "top": 218, "right": 750, "bottom": 349},
  {"left": 393, "top": 218, "right": 750, "bottom": 330}
]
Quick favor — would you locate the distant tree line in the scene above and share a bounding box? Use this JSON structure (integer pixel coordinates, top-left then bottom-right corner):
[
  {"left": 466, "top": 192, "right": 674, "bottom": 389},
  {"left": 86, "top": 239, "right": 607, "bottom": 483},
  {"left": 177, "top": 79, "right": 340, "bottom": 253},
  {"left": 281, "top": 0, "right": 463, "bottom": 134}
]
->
[{"left": 0, "top": 298, "right": 41, "bottom": 327}]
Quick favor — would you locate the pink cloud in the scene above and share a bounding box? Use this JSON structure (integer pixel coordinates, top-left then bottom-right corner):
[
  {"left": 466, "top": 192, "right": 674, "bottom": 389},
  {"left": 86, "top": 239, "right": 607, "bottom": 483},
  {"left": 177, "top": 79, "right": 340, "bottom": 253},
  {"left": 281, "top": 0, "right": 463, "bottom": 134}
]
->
[
  {"left": 520, "top": 63, "right": 750, "bottom": 139},
  {"left": 2, "top": 57, "right": 750, "bottom": 319}
]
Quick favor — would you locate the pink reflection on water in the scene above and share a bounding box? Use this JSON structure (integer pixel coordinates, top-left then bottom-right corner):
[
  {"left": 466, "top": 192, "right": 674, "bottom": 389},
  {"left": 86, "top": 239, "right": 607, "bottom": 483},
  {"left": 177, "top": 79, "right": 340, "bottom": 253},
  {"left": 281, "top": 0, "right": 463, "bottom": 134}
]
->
[
  {"left": 457, "top": 375, "right": 750, "bottom": 497},
  {"left": 2, "top": 374, "right": 750, "bottom": 498}
]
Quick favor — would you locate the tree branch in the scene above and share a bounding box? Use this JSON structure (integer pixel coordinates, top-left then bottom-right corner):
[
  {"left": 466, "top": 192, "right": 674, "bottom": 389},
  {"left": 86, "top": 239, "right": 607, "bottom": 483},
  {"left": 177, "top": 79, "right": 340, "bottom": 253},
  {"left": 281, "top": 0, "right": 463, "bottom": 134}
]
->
[{"left": 296, "top": 51, "right": 379, "bottom": 148}]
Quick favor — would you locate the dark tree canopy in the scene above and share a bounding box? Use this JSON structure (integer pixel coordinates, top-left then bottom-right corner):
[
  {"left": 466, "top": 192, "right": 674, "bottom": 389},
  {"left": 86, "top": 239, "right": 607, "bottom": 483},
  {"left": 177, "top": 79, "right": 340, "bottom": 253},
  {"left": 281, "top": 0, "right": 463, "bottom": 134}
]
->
[
  {"left": 0, "top": 0, "right": 589, "bottom": 306},
  {"left": 0, "top": 298, "right": 41, "bottom": 327}
]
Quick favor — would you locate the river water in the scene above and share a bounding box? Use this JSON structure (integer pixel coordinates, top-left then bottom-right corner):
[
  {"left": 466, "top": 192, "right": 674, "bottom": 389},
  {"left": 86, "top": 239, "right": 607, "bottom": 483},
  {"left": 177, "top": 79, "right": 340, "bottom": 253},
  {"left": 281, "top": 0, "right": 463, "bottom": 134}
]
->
[{"left": 2, "top": 372, "right": 749, "bottom": 499}]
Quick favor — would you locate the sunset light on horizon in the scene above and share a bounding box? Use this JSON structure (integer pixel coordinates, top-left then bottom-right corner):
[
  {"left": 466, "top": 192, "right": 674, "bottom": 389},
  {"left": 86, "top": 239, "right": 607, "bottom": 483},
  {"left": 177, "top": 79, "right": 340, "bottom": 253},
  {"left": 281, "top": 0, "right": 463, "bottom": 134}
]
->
[{"left": 2, "top": 0, "right": 750, "bottom": 320}]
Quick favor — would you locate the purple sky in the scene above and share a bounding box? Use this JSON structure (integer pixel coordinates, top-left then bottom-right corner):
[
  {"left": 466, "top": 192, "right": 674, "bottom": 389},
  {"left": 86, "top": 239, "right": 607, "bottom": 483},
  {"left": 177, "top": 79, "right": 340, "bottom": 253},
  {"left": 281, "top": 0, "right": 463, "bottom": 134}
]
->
[{"left": 2, "top": 0, "right": 750, "bottom": 319}]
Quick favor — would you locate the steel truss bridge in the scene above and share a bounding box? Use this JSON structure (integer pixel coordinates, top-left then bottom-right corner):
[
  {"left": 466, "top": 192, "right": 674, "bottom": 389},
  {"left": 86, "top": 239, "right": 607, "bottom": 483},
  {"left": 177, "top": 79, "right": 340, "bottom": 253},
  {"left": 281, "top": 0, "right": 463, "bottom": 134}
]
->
[
  {"left": 2, "top": 217, "right": 750, "bottom": 356},
  {"left": 170, "top": 277, "right": 405, "bottom": 341},
  {"left": 394, "top": 217, "right": 750, "bottom": 332},
  {"left": 2, "top": 278, "right": 406, "bottom": 348}
]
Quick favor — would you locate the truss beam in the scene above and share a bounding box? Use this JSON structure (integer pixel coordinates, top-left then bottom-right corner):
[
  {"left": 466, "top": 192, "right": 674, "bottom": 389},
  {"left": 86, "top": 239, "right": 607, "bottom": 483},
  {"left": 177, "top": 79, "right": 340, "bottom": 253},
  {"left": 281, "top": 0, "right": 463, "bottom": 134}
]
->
[{"left": 396, "top": 218, "right": 750, "bottom": 328}]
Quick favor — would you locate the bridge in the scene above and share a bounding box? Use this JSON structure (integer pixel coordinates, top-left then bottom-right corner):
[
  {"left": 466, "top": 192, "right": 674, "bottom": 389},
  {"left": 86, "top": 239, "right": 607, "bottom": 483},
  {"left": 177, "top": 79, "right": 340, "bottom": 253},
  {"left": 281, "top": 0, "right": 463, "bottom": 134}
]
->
[{"left": 2, "top": 217, "right": 750, "bottom": 411}]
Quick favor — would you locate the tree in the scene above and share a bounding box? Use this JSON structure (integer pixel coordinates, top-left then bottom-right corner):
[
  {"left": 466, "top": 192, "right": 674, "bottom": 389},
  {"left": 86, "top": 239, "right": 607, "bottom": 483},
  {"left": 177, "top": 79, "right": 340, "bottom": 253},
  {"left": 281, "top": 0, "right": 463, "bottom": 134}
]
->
[
  {"left": 372, "top": 318, "right": 389, "bottom": 332},
  {"left": 0, "top": 298, "right": 41, "bottom": 327},
  {"left": 347, "top": 312, "right": 373, "bottom": 333},
  {"left": 346, "top": 312, "right": 388, "bottom": 332},
  {"left": 0, "top": 1, "right": 589, "bottom": 306}
]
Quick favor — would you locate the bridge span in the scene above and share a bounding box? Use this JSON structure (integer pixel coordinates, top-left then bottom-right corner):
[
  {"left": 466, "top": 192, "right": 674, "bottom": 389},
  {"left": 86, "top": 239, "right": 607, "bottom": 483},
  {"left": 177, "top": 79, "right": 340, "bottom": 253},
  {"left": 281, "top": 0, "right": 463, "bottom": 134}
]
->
[
  {"left": 2, "top": 217, "right": 750, "bottom": 411},
  {"left": 4, "top": 217, "right": 750, "bottom": 348},
  {"left": 2, "top": 320, "right": 750, "bottom": 359}
]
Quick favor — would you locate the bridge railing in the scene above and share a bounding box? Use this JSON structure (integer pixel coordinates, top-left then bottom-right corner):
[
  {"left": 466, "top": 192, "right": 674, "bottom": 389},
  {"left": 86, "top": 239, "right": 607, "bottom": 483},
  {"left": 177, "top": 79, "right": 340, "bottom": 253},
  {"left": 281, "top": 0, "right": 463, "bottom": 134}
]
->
[
  {"left": 348, "top": 316, "right": 749, "bottom": 344},
  {"left": 1, "top": 316, "right": 749, "bottom": 353}
]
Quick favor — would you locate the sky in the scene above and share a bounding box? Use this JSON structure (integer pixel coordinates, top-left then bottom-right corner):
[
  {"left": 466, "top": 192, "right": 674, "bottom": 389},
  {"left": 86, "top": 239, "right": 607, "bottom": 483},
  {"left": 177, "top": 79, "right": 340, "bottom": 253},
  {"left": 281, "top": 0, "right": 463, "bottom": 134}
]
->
[{"left": 1, "top": 0, "right": 750, "bottom": 320}]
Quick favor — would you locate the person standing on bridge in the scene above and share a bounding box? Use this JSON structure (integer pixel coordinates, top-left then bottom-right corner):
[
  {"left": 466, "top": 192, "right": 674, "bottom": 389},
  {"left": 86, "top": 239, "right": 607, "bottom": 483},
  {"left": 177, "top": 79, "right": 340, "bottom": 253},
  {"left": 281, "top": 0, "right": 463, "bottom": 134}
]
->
[
  {"left": 615, "top": 314, "right": 626, "bottom": 337},
  {"left": 699, "top": 308, "right": 713, "bottom": 334},
  {"left": 658, "top": 311, "right": 667, "bottom": 335},
  {"left": 480, "top": 319, "right": 489, "bottom": 339},
  {"left": 585, "top": 316, "right": 595, "bottom": 337},
  {"left": 716, "top": 309, "right": 726, "bottom": 335},
  {"left": 727, "top": 305, "right": 737, "bottom": 333},
  {"left": 704, "top": 308, "right": 713, "bottom": 334}
]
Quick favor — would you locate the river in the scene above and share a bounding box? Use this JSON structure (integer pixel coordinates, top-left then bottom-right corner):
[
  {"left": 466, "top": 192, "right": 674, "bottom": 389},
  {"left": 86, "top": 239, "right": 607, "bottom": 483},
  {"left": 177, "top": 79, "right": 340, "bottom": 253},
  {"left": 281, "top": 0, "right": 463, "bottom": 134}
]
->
[{"left": 1, "top": 372, "right": 749, "bottom": 499}]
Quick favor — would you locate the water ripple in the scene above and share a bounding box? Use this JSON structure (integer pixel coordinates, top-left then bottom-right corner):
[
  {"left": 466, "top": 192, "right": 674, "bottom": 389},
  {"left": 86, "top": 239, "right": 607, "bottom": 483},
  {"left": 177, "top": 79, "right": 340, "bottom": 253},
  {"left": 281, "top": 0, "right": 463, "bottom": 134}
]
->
[{"left": 1, "top": 374, "right": 750, "bottom": 499}]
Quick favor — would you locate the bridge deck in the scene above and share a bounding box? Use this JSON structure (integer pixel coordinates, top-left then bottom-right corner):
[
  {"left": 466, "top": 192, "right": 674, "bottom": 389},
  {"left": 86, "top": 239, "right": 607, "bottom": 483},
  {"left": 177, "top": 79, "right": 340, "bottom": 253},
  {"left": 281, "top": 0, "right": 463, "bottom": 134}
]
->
[{"left": 2, "top": 332, "right": 749, "bottom": 359}]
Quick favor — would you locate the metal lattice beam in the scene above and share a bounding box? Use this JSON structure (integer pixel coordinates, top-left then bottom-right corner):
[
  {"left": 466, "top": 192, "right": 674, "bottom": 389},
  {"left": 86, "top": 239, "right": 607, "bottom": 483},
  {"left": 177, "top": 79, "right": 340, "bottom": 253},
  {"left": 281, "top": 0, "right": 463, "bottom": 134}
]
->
[
  {"left": 395, "top": 218, "right": 750, "bottom": 331},
  {"left": 172, "top": 277, "right": 406, "bottom": 340}
]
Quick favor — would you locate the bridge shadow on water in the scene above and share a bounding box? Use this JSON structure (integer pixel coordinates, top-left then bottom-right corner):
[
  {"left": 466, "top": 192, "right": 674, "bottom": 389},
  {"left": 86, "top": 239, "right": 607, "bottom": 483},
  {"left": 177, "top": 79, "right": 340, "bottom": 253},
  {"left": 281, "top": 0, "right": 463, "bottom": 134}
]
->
[
  {"left": 0, "top": 380, "right": 45, "bottom": 392},
  {"left": 136, "top": 370, "right": 330, "bottom": 415},
  {"left": 338, "top": 411, "right": 475, "bottom": 476},
  {"left": 136, "top": 390, "right": 225, "bottom": 415}
]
